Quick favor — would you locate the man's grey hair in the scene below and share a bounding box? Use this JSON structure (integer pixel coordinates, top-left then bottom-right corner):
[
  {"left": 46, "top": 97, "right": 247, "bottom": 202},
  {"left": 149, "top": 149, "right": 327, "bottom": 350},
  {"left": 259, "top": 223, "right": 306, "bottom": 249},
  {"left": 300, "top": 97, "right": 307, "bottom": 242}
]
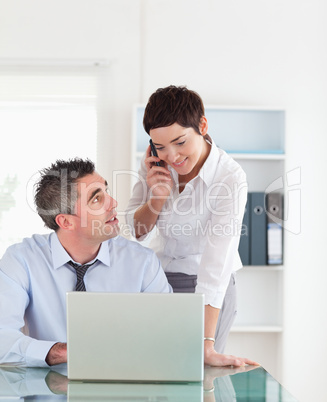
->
[{"left": 34, "top": 158, "right": 95, "bottom": 231}]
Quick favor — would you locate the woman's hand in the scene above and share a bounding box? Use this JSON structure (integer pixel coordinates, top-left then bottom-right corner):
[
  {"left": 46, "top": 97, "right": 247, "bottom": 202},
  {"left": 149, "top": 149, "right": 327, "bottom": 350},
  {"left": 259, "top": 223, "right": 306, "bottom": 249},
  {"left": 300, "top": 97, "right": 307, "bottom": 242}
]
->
[
  {"left": 204, "top": 341, "right": 260, "bottom": 367},
  {"left": 145, "top": 145, "right": 173, "bottom": 199},
  {"left": 133, "top": 146, "right": 173, "bottom": 237}
]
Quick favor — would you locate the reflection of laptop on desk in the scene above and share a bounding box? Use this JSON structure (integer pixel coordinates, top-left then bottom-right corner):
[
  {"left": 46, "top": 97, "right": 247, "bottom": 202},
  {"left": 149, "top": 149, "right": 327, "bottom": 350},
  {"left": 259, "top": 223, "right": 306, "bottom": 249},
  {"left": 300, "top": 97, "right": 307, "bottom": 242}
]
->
[
  {"left": 68, "top": 382, "right": 203, "bottom": 401},
  {"left": 66, "top": 293, "right": 204, "bottom": 382}
]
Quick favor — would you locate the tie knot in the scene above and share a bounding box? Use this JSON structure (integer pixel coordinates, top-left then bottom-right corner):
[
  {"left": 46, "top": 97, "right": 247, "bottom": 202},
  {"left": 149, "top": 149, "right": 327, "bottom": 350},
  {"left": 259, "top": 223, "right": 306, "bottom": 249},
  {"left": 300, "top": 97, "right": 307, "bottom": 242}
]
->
[{"left": 68, "top": 260, "right": 98, "bottom": 291}]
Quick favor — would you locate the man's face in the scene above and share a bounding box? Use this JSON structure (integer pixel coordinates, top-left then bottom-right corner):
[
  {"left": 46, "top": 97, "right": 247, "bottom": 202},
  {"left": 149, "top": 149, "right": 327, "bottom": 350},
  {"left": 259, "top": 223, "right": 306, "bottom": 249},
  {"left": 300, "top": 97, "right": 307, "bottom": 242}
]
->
[{"left": 71, "top": 172, "right": 119, "bottom": 244}]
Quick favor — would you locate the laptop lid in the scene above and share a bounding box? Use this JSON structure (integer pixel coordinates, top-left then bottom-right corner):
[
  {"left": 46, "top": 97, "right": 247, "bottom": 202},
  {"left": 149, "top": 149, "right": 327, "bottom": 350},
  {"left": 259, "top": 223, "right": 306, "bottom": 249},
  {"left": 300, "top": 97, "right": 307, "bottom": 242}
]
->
[{"left": 66, "top": 292, "right": 204, "bottom": 382}]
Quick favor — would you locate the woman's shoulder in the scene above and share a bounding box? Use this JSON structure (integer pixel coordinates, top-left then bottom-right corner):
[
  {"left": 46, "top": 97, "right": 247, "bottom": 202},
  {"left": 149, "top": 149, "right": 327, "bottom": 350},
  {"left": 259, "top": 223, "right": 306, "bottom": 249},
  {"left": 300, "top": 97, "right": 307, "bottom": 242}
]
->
[{"left": 206, "top": 140, "right": 246, "bottom": 182}]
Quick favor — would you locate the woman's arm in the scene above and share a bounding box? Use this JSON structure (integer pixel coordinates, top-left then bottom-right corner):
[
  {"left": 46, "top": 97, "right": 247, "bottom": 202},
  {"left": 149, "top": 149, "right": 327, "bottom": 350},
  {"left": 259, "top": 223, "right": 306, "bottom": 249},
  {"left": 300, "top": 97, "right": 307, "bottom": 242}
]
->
[
  {"left": 204, "top": 305, "right": 258, "bottom": 366},
  {"left": 197, "top": 167, "right": 248, "bottom": 313},
  {"left": 134, "top": 197, "right": 167, "bottom": 238},
  {"left": 127, "top": 145, "right": 173, "bottom": 239},
  {"left": 197, "top": 166, "right": 259, "bottom": 366}
]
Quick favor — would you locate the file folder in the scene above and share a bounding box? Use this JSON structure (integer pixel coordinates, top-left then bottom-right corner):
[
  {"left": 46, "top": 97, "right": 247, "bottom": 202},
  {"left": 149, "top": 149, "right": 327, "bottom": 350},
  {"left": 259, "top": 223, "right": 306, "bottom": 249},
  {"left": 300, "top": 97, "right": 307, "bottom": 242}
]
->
[
  {"left": 266, "top": 192, "right": 283, "bottom": 265},
  {"left": 250, "top": 192, "right": 267, "bottom": 265},
  {"left": 238, "top": 198, "right": 250, "bottom": 265}
]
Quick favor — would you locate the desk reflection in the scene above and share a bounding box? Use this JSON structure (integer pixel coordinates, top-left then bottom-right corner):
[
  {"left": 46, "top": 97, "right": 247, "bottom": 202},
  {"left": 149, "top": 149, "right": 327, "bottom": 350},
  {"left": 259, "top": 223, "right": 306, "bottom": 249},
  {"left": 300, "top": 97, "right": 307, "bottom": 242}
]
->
[
  {"left": 204, "top": 365, "right": 256, "bottom": 402},
  {"left": 0, "top": 364, "right": 297, "bottom": 401},
  {"left": 0, "top": 364, "right": 67, "bottom": 400}
]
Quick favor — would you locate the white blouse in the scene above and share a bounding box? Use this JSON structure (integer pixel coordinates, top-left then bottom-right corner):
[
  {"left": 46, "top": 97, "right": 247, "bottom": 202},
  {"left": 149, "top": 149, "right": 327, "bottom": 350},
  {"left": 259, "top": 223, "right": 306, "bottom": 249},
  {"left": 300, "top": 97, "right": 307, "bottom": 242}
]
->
[{"left": 126, "top": 138, "right": 248, "bottom": 308}]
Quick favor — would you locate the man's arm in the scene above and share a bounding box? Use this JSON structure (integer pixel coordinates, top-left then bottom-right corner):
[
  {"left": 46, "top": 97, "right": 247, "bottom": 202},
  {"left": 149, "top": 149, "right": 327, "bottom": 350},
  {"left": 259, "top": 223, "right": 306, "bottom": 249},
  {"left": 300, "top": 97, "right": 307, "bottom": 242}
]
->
[
  {"left": 45, "top": 343, "right": 67, "bottom": 366},
  {"left": 0, "top": 252, "right": 58, "bottom": 367},
  {"left": 45, "top": 370, "right": 69, "bottom": 395},
  {"left": 141, "top": 249, "right": 172, "bottom": 293}
]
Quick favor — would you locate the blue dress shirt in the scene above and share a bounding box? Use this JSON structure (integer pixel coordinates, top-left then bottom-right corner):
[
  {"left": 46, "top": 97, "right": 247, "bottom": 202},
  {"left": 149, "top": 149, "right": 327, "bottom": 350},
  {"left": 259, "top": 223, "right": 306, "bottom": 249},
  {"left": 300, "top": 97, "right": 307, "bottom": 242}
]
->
[{"left": 0, "top": 233, "right": 172, "bottom": 367}]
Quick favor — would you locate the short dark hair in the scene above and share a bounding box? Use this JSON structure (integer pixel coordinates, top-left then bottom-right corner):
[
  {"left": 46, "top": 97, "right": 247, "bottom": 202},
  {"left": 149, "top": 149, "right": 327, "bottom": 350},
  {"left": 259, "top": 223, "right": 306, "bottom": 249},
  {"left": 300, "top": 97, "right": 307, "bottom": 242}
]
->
[
  {"left": 143, "top": 85, "right": 205, "bottom": 135},
  {"left": 34, "top": 158, "right": 95, "bottom": 231}
]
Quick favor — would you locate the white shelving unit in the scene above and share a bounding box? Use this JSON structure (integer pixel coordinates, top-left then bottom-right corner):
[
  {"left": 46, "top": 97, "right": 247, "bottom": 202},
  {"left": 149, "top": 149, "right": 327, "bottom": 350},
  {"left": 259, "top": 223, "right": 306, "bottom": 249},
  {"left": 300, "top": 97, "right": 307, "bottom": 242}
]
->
[
  {"left": 231, "top": 326, "right": 283, "bottom": 333},
  {"left": 230, "top": 153, "right": 285, "bottom": 160},
  {"left": 131, "top": 104, "right": 285, "bottom": 382},
  {"left": 212, "top": 107, "right": 285, "bottom": 382}
]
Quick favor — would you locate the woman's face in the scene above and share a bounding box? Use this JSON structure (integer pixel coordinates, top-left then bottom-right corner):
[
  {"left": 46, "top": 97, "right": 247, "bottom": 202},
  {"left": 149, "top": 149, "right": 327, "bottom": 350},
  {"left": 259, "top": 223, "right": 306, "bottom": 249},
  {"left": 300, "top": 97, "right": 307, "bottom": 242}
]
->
[{"left": 149, "top": 121, "right": 209, "bottom": 177}]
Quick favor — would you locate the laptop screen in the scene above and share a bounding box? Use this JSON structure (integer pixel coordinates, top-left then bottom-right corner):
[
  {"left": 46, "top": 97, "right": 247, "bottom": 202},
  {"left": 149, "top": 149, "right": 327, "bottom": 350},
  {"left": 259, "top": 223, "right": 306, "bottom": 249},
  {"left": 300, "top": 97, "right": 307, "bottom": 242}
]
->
[{"left": 66, "top": 292, "right": 204, "bottom": 382}]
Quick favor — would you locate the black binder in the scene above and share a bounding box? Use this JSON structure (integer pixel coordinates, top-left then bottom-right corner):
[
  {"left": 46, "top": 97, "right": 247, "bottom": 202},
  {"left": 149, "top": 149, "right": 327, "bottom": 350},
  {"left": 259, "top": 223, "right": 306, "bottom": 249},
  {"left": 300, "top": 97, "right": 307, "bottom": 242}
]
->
[
  {"left": 238, "top": 198, "right": 250, "bottom": 266},
  {"left": 266, "top": 192, "right": 283, "bottom": 264},
  {"left": 250, "top": 192, "right": 267, "bottom": 265}
]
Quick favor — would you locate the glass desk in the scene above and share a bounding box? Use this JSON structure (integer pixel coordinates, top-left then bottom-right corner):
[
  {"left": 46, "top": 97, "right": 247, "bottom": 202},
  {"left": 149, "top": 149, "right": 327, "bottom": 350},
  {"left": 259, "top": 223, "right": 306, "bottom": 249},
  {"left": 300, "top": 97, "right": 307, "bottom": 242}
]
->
[{"left": 0, "top": 364, "right": 297, "bottom": 401}]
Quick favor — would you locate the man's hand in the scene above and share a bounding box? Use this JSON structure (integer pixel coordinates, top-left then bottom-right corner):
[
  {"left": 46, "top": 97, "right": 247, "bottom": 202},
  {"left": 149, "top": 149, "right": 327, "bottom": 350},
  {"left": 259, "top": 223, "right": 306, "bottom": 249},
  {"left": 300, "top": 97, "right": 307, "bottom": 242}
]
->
[
  {"left": 204, "top": 341, "right": 259, "bottom": 367},
  {"left": 45, "top": 342, "right": 67, "bottom": 366},
  {"left": 45, "top": 370, "right": 69, "bottom": 394}
]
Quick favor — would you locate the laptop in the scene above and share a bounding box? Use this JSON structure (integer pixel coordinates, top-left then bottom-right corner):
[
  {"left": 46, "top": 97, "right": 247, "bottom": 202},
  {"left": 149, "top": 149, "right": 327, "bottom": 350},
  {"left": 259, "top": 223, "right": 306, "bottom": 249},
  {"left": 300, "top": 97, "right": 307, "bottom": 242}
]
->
[{"left": 66, "top": 292, "right": 204, "bottom": 382}]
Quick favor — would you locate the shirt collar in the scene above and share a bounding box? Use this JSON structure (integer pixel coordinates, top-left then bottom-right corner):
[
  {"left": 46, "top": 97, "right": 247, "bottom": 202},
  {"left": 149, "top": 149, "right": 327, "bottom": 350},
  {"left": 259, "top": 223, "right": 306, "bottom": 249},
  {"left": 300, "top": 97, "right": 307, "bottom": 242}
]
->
[
  {"left": 167, "top": 135, "right": 220, "bottom": 188},
  {"left": 95, "top": 241, "right": 111, "bottom": 267},
  {"left": 198, "top": 135, "right": 220, "bottom": 187},
  {"left": 51, "top": 232, "right": 111, "bottom": 269}
]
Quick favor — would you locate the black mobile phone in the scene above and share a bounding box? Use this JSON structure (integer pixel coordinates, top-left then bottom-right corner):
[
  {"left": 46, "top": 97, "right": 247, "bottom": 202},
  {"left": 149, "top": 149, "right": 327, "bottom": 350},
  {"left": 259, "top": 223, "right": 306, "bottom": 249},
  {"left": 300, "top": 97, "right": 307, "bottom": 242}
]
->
[{"left": 149, "top": 139, "right": 161, "bottom": 166}]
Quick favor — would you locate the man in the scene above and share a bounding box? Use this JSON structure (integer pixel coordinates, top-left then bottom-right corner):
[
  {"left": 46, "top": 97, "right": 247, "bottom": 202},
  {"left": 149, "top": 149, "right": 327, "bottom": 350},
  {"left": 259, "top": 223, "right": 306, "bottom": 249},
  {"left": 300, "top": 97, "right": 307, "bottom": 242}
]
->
[{"left": 0, "top": 158, "right": 171, "bottom": 367}]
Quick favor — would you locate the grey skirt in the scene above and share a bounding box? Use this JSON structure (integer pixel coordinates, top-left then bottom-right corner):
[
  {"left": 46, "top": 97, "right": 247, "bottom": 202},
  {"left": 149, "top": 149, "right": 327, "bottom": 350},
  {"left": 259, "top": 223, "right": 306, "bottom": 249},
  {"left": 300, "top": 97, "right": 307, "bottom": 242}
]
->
[{"left": 165, "top": 272, "right": 197, "bottom": 293}]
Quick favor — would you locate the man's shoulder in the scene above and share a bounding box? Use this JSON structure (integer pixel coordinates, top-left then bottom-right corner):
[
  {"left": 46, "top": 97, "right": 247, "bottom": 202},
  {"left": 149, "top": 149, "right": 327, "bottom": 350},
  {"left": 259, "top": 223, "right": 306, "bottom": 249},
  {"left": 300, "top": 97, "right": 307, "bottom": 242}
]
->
[
  {"left": 109, "top": 236, "right": 155, "bottom": 257},
  {"left": 0, "top": 234, "right": 52, "bottom": 278},
  {"left": 3, "top": 233, "right": 51, "bottom": 258}
]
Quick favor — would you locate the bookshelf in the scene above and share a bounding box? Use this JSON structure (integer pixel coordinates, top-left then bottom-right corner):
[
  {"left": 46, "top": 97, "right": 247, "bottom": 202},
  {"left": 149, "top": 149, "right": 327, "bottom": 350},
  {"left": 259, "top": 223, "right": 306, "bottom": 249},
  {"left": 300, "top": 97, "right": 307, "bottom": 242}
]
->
[{"left": 131, "top": 104, "right": 285, "bottom": 382}]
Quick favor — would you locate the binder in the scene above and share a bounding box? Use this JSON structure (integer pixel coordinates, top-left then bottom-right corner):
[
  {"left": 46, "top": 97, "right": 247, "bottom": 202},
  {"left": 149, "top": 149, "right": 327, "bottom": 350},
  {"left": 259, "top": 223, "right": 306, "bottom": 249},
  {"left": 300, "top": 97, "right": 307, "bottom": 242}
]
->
[
  {"left": 266, "top": 192, "right": 283, "bottom": 265},
  {"left": 250, "top": 192, "right": 267, "bottom": 265},
  {"left": 238, "top": 198, "right": 250, "bottom": 265}
]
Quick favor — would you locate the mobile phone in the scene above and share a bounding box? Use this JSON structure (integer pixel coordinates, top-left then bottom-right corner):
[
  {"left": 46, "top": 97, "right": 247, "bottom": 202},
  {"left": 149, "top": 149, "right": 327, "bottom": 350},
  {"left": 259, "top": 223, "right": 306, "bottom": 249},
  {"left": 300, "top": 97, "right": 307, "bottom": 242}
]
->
[{"left": 149, "top": 139, "right": 161, "bottom": 166}]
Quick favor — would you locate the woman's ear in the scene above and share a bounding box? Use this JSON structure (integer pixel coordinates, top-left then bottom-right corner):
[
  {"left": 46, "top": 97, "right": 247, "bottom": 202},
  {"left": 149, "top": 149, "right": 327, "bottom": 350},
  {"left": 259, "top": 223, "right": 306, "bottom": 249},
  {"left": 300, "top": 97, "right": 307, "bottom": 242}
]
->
[
  {"left": 55, "top": 214, "right": 74, "bottom": 231},
  {"left": 199, "top": 116, "right": 208, "bottom": 136}
]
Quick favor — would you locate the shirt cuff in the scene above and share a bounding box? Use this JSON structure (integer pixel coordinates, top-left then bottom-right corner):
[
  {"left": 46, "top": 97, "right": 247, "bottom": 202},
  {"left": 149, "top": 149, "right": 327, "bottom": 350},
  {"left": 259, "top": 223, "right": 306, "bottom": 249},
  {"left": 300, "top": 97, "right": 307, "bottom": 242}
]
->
[
  {"left": 25, "top": 339, "right": 57, "bottom": 367},
  {"left": 195, "top": 286, "right": 226, "bottom": 309},
  {"left": 135, "top": 232, "right": 152, "bottom": 242}
]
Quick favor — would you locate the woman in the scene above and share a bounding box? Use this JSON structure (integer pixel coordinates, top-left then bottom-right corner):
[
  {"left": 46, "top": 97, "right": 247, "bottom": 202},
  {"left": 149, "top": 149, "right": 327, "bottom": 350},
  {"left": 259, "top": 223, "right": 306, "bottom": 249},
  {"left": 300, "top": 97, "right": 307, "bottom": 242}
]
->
[{"left": 126, "top": 85, "right": 257, "bottom": 367}]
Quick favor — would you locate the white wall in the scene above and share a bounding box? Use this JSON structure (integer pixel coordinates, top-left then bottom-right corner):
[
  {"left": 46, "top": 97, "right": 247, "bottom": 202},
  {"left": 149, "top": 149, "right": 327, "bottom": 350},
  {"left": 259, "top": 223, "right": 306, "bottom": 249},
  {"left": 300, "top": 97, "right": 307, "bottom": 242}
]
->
[
  {"left": 140, "top": 3, "right": 327, "bottom": 402},
  {"left": 1, "top": 1, "right": 326, "bottom": 400},
  {"left": 0, "top": 0, "right": 142, "bottom": 199}
]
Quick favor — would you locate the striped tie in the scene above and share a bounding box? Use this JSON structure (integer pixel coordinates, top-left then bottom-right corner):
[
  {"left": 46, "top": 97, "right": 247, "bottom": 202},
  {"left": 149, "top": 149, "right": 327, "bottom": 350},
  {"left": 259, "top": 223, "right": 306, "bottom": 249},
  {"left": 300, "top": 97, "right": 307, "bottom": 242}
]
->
[{"left": 68, "top": 260, "right": 98, "bottom": 291}]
